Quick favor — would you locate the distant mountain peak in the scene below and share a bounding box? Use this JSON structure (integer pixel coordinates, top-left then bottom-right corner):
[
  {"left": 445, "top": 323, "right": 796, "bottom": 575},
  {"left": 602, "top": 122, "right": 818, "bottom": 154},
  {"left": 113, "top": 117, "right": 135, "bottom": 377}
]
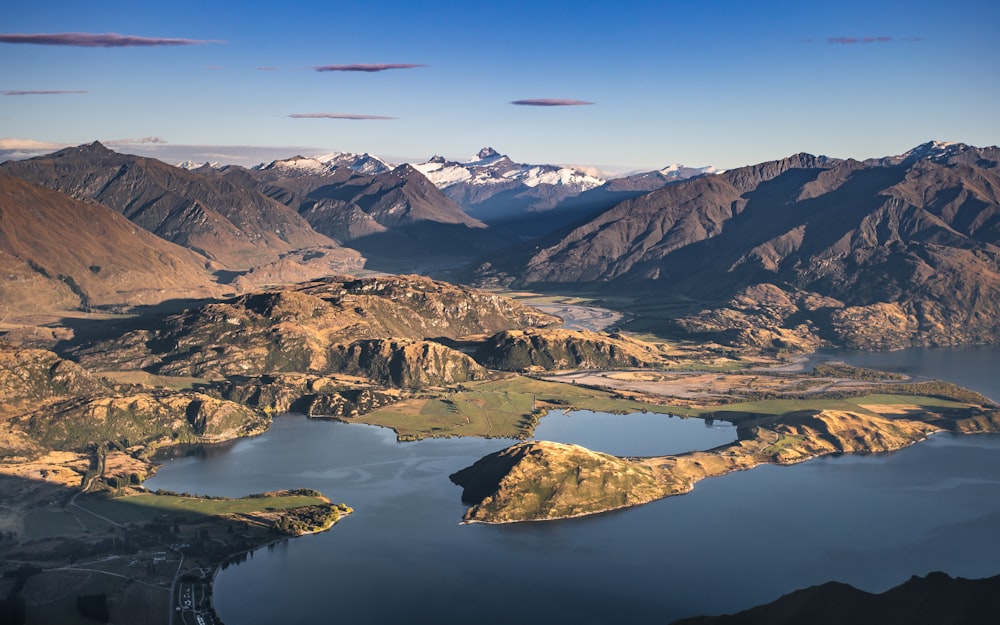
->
[
  {"left": 260, "top": 155, "right": 327, "bottom": 172},
  {"left": 905, "top": 140, "right": 970, "bottom": 161},
  {"left": 176, "top": 160, "right": 221, "bottom": 171},
  {"left": 475, "top": 147, "right": 500, "bottom": 160},
  {"left": 428, "top": 155, "right": 448, "bottom": 164},
  {"left": 58, "top": 141, "right": 114, "bottom": 158}
]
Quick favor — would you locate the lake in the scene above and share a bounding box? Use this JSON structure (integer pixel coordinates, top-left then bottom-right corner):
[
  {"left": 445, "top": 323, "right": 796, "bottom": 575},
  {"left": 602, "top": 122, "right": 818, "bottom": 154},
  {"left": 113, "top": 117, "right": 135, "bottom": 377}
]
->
[
  {"left": 144, "top": 347, "right": 1000, "bottom": 623},
  {"left": 532, "top": 409, "right": 736, "bottom": 456}
]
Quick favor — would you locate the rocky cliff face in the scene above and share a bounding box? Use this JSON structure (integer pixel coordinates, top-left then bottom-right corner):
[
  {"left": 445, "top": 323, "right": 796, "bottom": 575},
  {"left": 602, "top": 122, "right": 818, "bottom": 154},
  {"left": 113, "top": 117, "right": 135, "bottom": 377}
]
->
[{"left": 329, "top": 338, "right": 487, "bottom": 388}]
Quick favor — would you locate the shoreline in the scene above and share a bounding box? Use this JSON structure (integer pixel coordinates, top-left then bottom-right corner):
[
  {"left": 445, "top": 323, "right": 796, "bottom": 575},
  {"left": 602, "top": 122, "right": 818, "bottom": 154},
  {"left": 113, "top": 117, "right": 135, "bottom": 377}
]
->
[
  {"left": 206, "top": 510, "right": 351, "bottom": 623},
  {"left": 457, "top": 404, "right": 1000, "bottom": 524}
]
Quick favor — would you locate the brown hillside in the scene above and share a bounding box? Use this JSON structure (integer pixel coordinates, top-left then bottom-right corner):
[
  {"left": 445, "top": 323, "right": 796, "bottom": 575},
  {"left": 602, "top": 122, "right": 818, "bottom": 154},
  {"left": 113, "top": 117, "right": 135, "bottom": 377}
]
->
[
  {"left": 0, "top": 143, "right": 359, "bottom": 274},
  {"left": 70, "top": 275, "right": 558, "bottom": 386},
  {"left": 0, "top": 175, "right": 224, "bottom": 311}
]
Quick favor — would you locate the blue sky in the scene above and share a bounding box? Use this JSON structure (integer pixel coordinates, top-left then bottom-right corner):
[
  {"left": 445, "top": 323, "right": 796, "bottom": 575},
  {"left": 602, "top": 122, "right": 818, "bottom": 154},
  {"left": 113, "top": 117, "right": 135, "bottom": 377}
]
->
[{"left": 2, "top": 0, "right": 998, "bottom": 171}]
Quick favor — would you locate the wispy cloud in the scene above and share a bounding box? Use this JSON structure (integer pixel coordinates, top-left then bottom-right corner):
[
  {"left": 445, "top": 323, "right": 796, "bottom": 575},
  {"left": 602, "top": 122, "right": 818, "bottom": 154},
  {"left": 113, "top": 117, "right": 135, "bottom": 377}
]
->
[
  {"left": 256, "top": 66, "right": 278, "bottom": 71},
  {"left": 2, "top": 89, "right": 87, "bottom": 96},
  {"left": 205, "top": 65, "right": 225, "bottom": 70},
  {"left": 0, "top": 32, "right": 221, "bottom": 47},
  {"left": 312, "top": 63, "right": 424, "bottom": 73},
  {"left": 819, "top": 36, "right": 924, "bottom": 45},
  {"left": 511, "top": 99, "right": 595, "bottom": 107},
  {"left": 0, "top": 138, "right": 63, "bottom": 150},
  {"left": 105, "top": 136, "right": 167, "bottom": 146},
  {"left": 289, "top": 113, "right": 395, "bottom": 120}
]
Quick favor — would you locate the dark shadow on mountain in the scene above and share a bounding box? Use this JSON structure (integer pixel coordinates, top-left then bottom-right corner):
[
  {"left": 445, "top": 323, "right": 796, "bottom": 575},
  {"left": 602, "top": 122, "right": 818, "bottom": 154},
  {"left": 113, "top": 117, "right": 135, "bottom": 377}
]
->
[
  {"left": 348, "top": 222, "right": 516, "bottom": 277},
  {"left": 670, "top": 570, "right": 1000, "bottom": 625},
  {"left": 622, "top": 165, "right": 911, "bottom": 300},
  {"left": 51, "top": 297, "right": 229, "bottom": 356}
]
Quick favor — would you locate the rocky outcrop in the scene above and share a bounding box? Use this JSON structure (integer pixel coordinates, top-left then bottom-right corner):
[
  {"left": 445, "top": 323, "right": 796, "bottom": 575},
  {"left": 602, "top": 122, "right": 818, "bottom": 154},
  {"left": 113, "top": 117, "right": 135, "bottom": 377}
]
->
[
  {"left": 0, "top": 348, "right": 110, "bottom": 409},
  {"left": 211, "top": 374, "right": 400, "bottom": 417},
  {"left": 16, "top": 392, "right": 269, "bottom": 451},
  {"left": 474, "top": 328, "right": 667, "bottom": 371},
  {"left": 329, "top": 339, "right": 487, "bottom": 388},
  {"left": 674, "top": 284, "right": 839, "bottom": 352}
]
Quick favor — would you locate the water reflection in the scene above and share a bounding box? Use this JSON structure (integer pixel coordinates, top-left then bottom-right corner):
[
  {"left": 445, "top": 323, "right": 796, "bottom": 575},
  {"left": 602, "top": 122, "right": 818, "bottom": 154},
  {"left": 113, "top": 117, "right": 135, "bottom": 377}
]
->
[{"left": 531, "top": 409, "right": 736, "bottom": 456}]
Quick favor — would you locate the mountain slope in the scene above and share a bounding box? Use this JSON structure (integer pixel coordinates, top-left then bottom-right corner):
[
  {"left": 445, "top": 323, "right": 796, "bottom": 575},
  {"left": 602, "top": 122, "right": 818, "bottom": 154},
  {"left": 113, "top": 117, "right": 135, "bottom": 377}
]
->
[
  {"left": 0, "top": 175, "right": 223, "bottom": 312},
  {"left": 0, "top": 142, "right": 355, "bottom": 273},
  {"left": 482, "top": 143, "right": 1000, "bottom": 349}
]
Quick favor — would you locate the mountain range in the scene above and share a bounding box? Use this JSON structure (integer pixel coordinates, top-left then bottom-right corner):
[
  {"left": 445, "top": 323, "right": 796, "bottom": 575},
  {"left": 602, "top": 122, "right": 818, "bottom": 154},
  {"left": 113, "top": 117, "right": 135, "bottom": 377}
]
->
[
  {"left": 476, "top": 141, "right": 1000, "bottom": 350},
  {"left": 2, "top": 140, "right": 999, "bottom": 352},
  {"left": 412, "top": 147, "right": 714, "bottom": 224}
]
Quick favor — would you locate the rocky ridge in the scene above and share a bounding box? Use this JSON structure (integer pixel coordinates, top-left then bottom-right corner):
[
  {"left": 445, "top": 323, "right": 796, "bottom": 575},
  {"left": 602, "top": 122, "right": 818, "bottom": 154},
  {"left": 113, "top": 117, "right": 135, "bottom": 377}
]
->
[
  {"left": 70, "top": 274, "right": 559, "bottom": 386},
  {"left": 480, "top": 143, "right": 1000, "bottom": 350}
]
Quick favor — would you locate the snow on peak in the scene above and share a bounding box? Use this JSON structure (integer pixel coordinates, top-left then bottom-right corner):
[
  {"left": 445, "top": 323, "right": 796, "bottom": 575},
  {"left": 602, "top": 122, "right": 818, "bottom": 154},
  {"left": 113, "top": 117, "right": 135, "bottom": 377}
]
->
[
  {"left": 176, "top": 160, "right": 221, "bottom": 170},
  {"left": 315, "top": 151, "right": 393, "bottom": 175},
  {"left": 263, "top": 155, "right": 327, "bottom": 172},
  {"left": 255, "top": 151, "right": 394, "bottom": 176},
  {"left": 899, "top": 140, "right": 971, "bottom": 163},
  {"left": 413, "top": 149, "right": 605, "bottom": 192},
  {"left": 656, "top": 163, "right": 718, "bottom": 179}
]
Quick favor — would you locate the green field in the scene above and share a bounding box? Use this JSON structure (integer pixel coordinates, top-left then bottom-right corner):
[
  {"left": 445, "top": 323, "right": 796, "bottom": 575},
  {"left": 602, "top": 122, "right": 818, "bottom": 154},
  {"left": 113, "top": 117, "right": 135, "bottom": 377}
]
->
[
  {"left": 98, "top": 371, "right": 213, "bottom": 389},
  {"left": 683, "top": 393, "right": 967, "bottom": 421},
  {"left": 356, "top": 376, "right": 677, "bottom": 439},
  {"left": 22, "top": 505, "right": 90, "bottom": 539},
  {"left": 354, "top": 374, "right": 977, "bottom": 439},
  {"left": 77, "top": 491, "right": 329, "bottom": 524}
]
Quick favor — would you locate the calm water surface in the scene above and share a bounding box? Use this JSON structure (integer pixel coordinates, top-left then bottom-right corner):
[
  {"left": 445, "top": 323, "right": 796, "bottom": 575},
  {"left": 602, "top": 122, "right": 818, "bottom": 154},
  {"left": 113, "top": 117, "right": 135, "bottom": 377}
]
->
[
  {"left": 144, "top": 346, "right": 1000, "bottom": 623},
  {"left": 532, "top": 409, "right": 736, "bottom": 456}
]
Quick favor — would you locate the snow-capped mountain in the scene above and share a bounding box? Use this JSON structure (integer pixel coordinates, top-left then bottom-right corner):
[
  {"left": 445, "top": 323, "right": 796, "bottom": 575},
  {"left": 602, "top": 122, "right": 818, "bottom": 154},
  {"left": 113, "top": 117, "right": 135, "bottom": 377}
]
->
[
  {"left": 412, "top": 147, "right": 606, "bottom": 215},
  {"left": 602, "top": 163, "right": 718, "bottom": 193},
  {"left": 256, "top": 151, "right": 393, "bottom": 176},
  {"left": 315, "top": 151, "right": 393, "bottom": 175},
  {"left": 176, "top": 159, "right": 221, "bottom": 170},
  {"left": 868, "top": 140, "right": 978, "bottom": 167}
]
